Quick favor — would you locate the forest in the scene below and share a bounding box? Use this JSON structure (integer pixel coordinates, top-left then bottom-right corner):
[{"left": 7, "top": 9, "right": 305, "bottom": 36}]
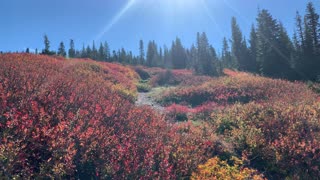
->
[{"left": 17, "top": 2, "right": 320, "bottom": 82}]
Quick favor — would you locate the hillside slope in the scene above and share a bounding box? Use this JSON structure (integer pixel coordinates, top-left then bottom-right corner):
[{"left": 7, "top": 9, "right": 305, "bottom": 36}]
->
[{"left": 1, "top": 54, "right": 320, "bottom": 179}]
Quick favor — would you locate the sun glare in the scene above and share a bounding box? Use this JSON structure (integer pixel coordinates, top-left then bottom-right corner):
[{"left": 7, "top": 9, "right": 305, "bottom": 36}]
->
[
  {"left": 163, "top": 0, "right": 200, "bottom": 10},
  {"left": 95, "top": 0, "right": 137, "bottom": 41}
]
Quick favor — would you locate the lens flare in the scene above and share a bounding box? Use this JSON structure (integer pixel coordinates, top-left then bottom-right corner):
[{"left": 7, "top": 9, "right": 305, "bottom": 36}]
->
[{"left": 95, "top": 0, "right": 137, "bottom": 41}]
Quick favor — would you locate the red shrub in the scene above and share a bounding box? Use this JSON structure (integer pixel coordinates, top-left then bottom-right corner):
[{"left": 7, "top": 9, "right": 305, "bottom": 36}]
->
[{"left": 0, "top": 54, "right": 222, "bottom": 179}]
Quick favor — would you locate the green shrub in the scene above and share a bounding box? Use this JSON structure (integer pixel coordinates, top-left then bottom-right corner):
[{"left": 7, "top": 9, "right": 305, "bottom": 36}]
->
[{"left": 137, "top": 83, "right": 151, "bottom": 92}]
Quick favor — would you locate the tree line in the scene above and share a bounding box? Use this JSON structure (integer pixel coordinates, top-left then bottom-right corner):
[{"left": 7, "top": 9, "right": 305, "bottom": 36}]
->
[{"left": 27, "top": 2, "right": 319, "bottom": 81}]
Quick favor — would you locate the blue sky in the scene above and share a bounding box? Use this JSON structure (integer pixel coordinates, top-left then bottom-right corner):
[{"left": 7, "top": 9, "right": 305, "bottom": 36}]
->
[{"left": 1, "top": 0, "right": 319, "bottom": 55}]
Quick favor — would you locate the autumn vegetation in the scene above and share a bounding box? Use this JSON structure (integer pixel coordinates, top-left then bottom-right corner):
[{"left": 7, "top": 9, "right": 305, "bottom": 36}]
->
[{"left": 1, "top": 53, "right": 320, "bottom": 179}]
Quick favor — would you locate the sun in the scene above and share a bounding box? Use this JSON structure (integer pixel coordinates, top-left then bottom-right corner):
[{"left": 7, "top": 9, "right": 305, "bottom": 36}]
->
[{"left": 163, "top": 0, "right": 200, "bottom": 10}]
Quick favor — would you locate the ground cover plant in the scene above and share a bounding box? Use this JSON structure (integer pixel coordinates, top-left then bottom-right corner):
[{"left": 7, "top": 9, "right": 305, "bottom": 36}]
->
[
  {"left": 0, "top": 54, "right": 222, "bottom": 179},
  {"left": 1, "top": 54, "right": 320, "bottom": 179}
]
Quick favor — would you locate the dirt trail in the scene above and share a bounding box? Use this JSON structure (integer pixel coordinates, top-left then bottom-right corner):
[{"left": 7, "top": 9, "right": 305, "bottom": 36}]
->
[{"left": 136, "top": 91, "right": 165, "bottom": 113}]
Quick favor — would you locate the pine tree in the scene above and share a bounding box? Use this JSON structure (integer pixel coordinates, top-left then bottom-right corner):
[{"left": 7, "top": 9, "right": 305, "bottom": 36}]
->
[
  {"left": 159, "top": 47, "right": 164, "bottom": 67},
  {"left": 256, "top": 9, "right": 293, "bottom": 79},
  {"left": 277, "top": 23, "right": 295, "bottom": 79},
  {"left": 86, "top": 45, "right": 92, "bottom": 59},
  {"left": 171, "top": 37, "right": 187, "bottom": 69},
  {"left": 104, "top": 41, "right": 110, "bottom": 61},
  {"left": 294, "top": 3, "right": 320, "bottom": 81},
  {"left": 189, "top": 44, "right": 198, "bottom": 71},
  {"left": 221, "top": 37, "right": 233, "bottom": 69},
  {"left": 98, "top": 42, "right": 105, "bottom": 61},
  {"left": 304, "top": 2, "right": 320, "bottom": 80},
  {"left": 139, "top": 40, "right": 145, "bottom": 65},
  {"left": 26, "top": 48, "right": 30, "bottom": 53},
  {"left": 146, "top": 41, "right": 159, "bottom": 67},
  {"left": 293, "top": 12, "right": 307, "bottom": 79},
  {"left": 68, "top": 39, "right": 76, "bottom": 58},
  {"left": 231, "top": 17, "right": 242, "bottom": 69},
  {"left": 81, "top": 44, "right": 87, "bottom": 58},
  {"left": 42, "top": 35, "right": 54, "bottom": 55},
  {"left": 163, "top": 45, "right": 172, "bottom": 69},
  {"left": 195, "top": 32, "right": 219, "bottom": 76},
  {"left": 57, "top": 42, "right": 67, "bottom": 57},
  {"left": 256, "top": 9, "right": 279, "bottom": 76},
  {"left": 305, "top": 2, "right": 319, "bottom": 54},
  {"left": 249, "top": 25, "right": 258, "bottom": 72},
  {"left": 120, "top": 48, "right": 127, "bottom": 64},
  {"left": 91, "top": 41, "right": 98, "bottom": 60}
]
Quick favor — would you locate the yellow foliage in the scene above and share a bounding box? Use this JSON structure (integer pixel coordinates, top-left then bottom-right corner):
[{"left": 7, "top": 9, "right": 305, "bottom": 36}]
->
[{"left": 191, "top": 157, "right": 265, "bottom": 180}]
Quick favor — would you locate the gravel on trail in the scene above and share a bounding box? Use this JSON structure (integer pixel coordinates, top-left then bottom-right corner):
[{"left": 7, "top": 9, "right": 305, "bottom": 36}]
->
[{"left": 136, "top": 92, "right": 165, "bottom": 113}]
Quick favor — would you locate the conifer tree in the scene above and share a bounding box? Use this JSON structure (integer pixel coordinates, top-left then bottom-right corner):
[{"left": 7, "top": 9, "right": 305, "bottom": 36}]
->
[
  {"left": 68, "top": 39, "right": 76, "bottom": 58},
  {"left": 249, "top": 25, "right": 258, "bottom": 72},
  {"left": 104, "top": 41, "right": 110, "bottom": 61},
  {"left": 171, "top": 37, "right": 187, "bottom": 69},
  {"left": 98, "top": 42, "right": 105, "bottom": 61},
  {"left": 231, "top": 17, "right": 242, "bottom": 69},
  {"left": 146, "top": 41, "right": 158, "bottom": 67},
  {"left": 91, "top": 41, "right": 98, "bottom": 60},
  {"left": 42, "top": 35, "right": 54, "bottom": 55},
  {"left": 256, "top": 9, "right": 293, "bottom": 79},
  {"left": 139, "top": 40, "right": 145, "bottom": 65},
  {"left": 57, "top": 41, "right": 67, "bottom": 57},
  {"left": 221, "top": 37, "right": 233, "bottom": 69}
]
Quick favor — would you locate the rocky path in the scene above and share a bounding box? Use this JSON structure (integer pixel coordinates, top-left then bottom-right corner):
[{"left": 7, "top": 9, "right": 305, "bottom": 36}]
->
[{"left": 136, "top": 90, "right": 165, "bottom": 113}]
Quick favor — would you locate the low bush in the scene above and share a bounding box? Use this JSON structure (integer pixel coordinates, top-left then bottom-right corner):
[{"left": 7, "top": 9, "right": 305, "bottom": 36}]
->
[
  {"left": 137, "top": 82, "right": 151, "bottom": 92},
  {"left": 0, "top": 54, "right": 225, "bottom": 179},
  {"left": 211, "top": 102, "right": 320, "bottom": 179},
  {"left": 158, "top": 70, "right": 317, "bottom": 107},
  {"left": 191, "top": 156, "right": 265, "bottom": 180}
]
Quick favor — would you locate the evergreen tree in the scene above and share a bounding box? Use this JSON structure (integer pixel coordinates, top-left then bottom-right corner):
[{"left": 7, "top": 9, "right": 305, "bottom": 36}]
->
[
  {"left": 189, "top": 44, "right": 198, "bottom": 71},
  {"left": 171, "top": 37, "right": 187, "bottom": 69},
  {"left": 304, "top": 2, "right": 320, "bottom": 80},
  {"left": 249, "top": 25, "right": 258, "bottom": 72},
  {"left": 86, "top": 45, "right": 92, "bottom": 59},
  {"left": 98, "top": 42, "right": 105, "bottom": 61},
  {"left": 120, "top": 48, "right": 127, "bottom": 64},
  {"left": 139, "top": 40, "right": 145, "bottom": 65},
  {"left": 221, "top": 37, "right": 233, "bottom": 69},
  {"left": 104, "top": 41, "right": 110, "bottom": 61},
  {"left": 277, "top": 23, "right": 296, "bottom": 79},
  {"left": 163, "top": 45, "right": 172, "bottom": 68},
  {"left": 256, "top": 9, "right": 293, "bottom": 79},
  {"left": 91, "top": 41, "right": 98, "bottom": 60},
  {"left": 146, "top": 41, "right": 158, "bottom": 67},
  {"left": 75, "top": 50, "right": 81, "bottom": 58},
  {"left": 81, "top": 44, "right": 87, "bottom": 58},
  {"left": 68, "top": 39, "right": 76, "bottom": 58},
  {"left": 195, "top": 32, "right": 219, "bottom": 76},
  {"left": 111, "top": 50, "right": 117, "bottom": 62},
  {"left": 293, "top": 3, "right": 320, "bottom": 81},
  {"left": 230, "top": 17, "right": 242, "bottom": 69},
  {"left": 159, "top": 47, "right": 164, "bottom": 67},
  {"left": 293, "top": 12, "right": 306, "bottom": 78},
  {"left": 57, "top": 41, "right": 67, "bottom": 57},
  {"left": 305, "top": 2, "right": 319, "bottom": 54},
  {"left": 42, "top": 35, "right": 54, "bottom": 55},
  {"left": 26, "top": 48, "right": 30, "bottom": 53}
]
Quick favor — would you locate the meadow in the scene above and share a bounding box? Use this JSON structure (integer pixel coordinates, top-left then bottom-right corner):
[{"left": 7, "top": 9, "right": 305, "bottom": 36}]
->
[{"left": 1, "top": 54, "right": 320, "bottom": 179}]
